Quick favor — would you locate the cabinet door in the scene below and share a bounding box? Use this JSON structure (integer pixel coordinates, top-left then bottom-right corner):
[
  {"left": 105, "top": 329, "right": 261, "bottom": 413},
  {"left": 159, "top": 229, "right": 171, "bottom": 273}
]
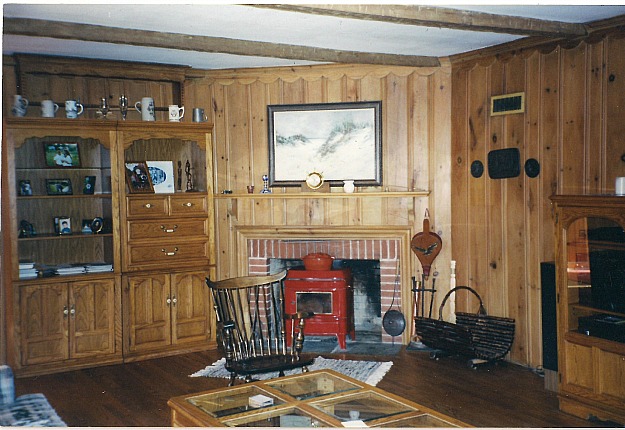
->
[
  {"left": 70, "top": 279, "right": 118, "bottom": 358},
  {"left": 127, "top": 274, "right": 172, "bottom": 352},
  {"left": 20, "top": 283, "right": 69, "bottom": 365},
  {"left": 171, "top": 271, "right": 210, "bottom": 345}
]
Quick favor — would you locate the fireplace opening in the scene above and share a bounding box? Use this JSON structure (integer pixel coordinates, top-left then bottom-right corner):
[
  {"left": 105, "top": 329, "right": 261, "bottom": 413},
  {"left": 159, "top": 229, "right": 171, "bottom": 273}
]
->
[{"left": 270, "top": 258, "right": 382, "bottom": 342}]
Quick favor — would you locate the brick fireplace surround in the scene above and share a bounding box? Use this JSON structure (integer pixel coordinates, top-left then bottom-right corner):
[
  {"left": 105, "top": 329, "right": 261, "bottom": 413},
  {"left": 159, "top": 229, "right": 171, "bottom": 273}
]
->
[{"left": 247, "top": 238, "right": 404, "bottom": 343}]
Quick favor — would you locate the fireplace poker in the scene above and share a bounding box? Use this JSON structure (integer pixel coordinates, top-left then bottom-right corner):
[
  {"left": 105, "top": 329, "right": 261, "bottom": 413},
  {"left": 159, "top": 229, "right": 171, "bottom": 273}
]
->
[
  {"left": 429, "top": 272, "right": 438, "bottom": 318},
  {"left": 421, "top": 273, "right": 426, "bottom": 318}
]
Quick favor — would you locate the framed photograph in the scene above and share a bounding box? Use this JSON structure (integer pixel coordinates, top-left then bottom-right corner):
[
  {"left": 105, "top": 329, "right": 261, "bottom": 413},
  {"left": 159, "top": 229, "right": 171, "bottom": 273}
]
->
[
  {"left": 46, "top": 178, "right": 73, "bottom": 195},
  {"left": 18, "top": 179, "right": 33, "bottom": 196},
  {"left": 267, "top": 101, "right": 382, "bottom": 187},
  {"left": 147, "top": 161, "right": 175, "bottom": 193},
  {"left": 124, "top": 162, "right": 154, "bottom": 193},
  {"left": 58, "top": 217, "right": 71, "bottom": 235},
  {"left": 43, "top": 143, "right": 81, "bottom": 167}
]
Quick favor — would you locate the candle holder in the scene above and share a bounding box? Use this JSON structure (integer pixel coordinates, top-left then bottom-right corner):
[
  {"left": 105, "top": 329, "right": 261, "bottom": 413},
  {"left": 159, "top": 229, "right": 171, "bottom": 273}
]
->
[{"left": 260, "top": 174, "right": 272, "bottom": 194}]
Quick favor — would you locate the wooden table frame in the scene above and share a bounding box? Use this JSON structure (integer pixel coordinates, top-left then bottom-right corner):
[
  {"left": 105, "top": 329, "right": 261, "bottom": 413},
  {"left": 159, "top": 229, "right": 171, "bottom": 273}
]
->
[{"left": 168, "top": 369, "right": 470, "bottom": 427}]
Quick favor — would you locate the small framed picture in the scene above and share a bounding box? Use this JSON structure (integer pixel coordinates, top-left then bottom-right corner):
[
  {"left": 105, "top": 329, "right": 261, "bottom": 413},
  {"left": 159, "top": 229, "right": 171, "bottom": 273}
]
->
[
  {"left": 18, "top": 179, "right": 33, "bottom": 196},
  {"left": 147, "top": 161, "right": 175, "bottom": 193},
  {"left": 43, "top": 143, "right": 81, "bottom": 168},
  {"left": 58, "top": 217, "right": 71, "bottom": 235},
  {"left": 46, "top": 178, "right": 73, "bottom": 195},
  {"left": 125, "top": 162, "right": 154, "bottom": 193}
]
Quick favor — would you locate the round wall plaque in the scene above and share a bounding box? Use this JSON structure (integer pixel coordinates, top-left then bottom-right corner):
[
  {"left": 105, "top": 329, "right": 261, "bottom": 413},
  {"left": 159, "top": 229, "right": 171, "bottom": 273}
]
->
[
  {"left": 470, "top": 160, "right": 484, "bottom": 178},
  {"left": 524, "top": 158, "right": 540, "bottom": 178}
]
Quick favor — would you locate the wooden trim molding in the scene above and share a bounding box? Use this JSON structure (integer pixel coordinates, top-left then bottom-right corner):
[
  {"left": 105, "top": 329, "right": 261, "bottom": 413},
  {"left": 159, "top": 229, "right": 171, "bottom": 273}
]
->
[{"left": 14, "top": 54, "right": 189, "bottom": 82}]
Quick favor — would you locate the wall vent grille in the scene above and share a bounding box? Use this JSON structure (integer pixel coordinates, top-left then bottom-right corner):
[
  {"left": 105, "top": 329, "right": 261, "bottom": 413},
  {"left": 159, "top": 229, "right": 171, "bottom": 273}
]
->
[{"left": 491, "top": 92, "right": 525, "bottom": 116}]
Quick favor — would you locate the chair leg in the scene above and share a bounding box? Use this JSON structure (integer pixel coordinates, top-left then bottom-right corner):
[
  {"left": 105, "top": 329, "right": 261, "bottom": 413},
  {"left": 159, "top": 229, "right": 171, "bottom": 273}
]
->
[
  {"left": 279, "top": 370, "right": 285, "bottom": 377},
  {"left": 228, "top": 373, "right": 237, "bottom": 386}
]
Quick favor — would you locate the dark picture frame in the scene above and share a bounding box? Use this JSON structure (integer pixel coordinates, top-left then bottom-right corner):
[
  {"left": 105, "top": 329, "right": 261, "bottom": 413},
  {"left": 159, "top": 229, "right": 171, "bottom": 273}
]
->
[
  {"left": 45, "top": 178, "right": 73, "bottom": 195},
  {"left": 18, "top": 179, "right": 33, "bottom": 196},
  {"left": 124, "top": 161, "right": 154, "bottom": 193},
  {"left": 267, "top": 101, "right": 382, "bottom": 187},
  {"left": 43, "top": 143, "right": 81, "bottom": 168},
  {"left": 58, "top": 217, "right": 72, "bottom": 235}
]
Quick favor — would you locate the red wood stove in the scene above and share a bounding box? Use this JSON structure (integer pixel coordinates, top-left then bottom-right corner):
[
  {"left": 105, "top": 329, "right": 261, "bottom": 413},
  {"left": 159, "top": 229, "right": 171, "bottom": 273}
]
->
[{"left": 285, "top": 268, "right": 355, "bottom": 349}]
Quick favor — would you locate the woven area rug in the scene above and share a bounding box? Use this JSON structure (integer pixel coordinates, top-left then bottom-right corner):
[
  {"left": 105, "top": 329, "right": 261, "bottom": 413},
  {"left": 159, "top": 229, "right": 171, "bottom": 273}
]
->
[{"left": 190, "top": 356, "right": 393, "bottom": 386}]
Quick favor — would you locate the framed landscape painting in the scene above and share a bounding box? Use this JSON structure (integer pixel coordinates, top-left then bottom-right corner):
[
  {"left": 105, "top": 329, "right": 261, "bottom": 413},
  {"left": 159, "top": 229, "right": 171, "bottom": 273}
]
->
[{"left": 267, "top": 101, "right": 382, "bottom": 187}]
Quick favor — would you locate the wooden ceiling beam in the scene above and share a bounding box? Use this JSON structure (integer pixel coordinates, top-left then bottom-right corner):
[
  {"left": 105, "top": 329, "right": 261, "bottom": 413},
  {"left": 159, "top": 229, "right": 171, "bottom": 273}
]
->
[
  {"left": 256, "top": 4, "right": 588, "bottom": 37},
  {"left": 3, "top": 18, "right": 440, "bottom": 68}
]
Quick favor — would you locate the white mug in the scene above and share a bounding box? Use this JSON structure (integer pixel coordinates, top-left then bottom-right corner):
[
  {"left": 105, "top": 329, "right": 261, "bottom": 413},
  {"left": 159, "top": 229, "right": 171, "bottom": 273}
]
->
[
  {"left": 135, "top": 97, "right": 155, "bottom": 121},
  {"left": 168, "top": 105, "right": 184, "bottom": 122},
  {"left": 65, "top": 100, "right": 84, "bottom": 119},
  {"left": 41, "top": 100, "right": 59, "bottom": 118},
  {"left": 12, "top": 95, "right": 29, "bottom": 117},
  {"left": 616, "top": 177, "right": 625, "bottom": 196}
]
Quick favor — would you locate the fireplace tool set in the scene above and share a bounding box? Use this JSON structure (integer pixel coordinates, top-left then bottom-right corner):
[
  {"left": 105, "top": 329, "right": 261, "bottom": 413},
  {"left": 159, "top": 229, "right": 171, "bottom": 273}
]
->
[
  {"left": 410, "top": 209, "right": 442, "bottom": 324},
  {"left": 411, "top": 210, "right": 516, "bottom": 367}
]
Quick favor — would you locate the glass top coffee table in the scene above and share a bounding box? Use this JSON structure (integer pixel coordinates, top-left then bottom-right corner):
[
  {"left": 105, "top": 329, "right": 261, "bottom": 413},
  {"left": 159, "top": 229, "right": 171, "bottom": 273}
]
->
[{"left": 168, "top": 369, "right": 469, "bottom": 427}]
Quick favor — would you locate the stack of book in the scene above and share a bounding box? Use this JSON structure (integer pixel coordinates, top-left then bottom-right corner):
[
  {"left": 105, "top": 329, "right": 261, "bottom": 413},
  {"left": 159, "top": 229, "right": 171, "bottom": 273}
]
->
[
  {"left": 19, "top": 261, "right": 38, "bottom": 279},
  {"left": 248, "top": 394, "right": 274, "bottom": 408},
  {"left": 55, "top": 264, "right": 87, "bottom": 276},
  {"left": 85, "top": 263, "right": 113, "bottom": 273}
]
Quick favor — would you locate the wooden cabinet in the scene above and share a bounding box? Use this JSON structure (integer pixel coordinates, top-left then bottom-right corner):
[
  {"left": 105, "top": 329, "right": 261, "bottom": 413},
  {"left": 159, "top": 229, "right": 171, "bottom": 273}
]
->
[
  {"left": 3, "top": 119, "right": 122, "bottom": 376},
  {"left": 3, "top": 119, "right": 216, "bottom": 375},
  {"left": 124, "top": 271, "right": 211, "bottom": 358},
  {"left": 18, "top": 277, "right": 121, "bottom": 375},
  {"left": 118, "top": 122, "right": 215, "bottom": 360},
  {"left": 551, "top": 195, "right": 625, "bottom": 425}
]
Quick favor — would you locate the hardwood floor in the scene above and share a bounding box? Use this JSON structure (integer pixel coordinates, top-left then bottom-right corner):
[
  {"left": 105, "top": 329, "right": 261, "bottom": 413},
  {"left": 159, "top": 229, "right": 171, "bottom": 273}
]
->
[{"left": 14, "top": 347, "right": 604, "bottom": 427}]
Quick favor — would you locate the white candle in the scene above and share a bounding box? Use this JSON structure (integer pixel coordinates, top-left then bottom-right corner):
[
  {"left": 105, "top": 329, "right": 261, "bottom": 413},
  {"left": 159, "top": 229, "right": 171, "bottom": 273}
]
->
[{"left": 616, "top": 177, "right": 625, "bottom": 196}]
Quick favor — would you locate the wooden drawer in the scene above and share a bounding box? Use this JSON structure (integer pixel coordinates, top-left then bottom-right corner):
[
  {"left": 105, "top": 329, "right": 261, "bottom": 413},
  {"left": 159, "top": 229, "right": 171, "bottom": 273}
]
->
[
  {"left": 126, "top": 196, "right": 168, "bottom": 218},
  {"left": 127, "top": 219, "right": 208, "bottom": 241},
  {"left": 127, "top": 240, "right": 210, "bottom": 268},
  {"left": 169, "top": 195, "right": 208, "bottom": 217}
]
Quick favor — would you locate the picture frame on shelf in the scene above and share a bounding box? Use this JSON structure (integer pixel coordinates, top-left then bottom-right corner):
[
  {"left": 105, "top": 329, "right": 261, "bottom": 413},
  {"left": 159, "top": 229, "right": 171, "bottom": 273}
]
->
[
  {"left": 18, "top": 179, "right": 33, "bottom": 196},
  {"left": 267, "top": 101, "right": 382, "bottom": 187},
  {"left": 124, "top": 161, "right": 154, "bottom": 193},
  {"left": 58, "top": 217, "right": 72, "bottom": 235},
  {"left": 43, "top": 142, "right": 81, "bottom": 167},
  {"left": 147, "top": 161, "right": 175, "bottom": 193},
  {"left": 45, "top": 178, "right": 73, "bottom": 195}
]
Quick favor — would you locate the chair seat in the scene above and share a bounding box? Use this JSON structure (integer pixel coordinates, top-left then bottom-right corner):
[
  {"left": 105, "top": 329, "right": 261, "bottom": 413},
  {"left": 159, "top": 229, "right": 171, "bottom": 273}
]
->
[{"left": 226, "top": 353, "right": 316, "bottom": 376}]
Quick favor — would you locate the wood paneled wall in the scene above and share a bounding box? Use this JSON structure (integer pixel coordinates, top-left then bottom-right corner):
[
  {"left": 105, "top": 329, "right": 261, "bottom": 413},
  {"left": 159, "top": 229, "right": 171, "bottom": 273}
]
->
[
  {"left": 451, "top": 32, "right": 625, "bottom": 367},
  {"left": 184, "top": 63, "right": 453, "bottom": 292}
]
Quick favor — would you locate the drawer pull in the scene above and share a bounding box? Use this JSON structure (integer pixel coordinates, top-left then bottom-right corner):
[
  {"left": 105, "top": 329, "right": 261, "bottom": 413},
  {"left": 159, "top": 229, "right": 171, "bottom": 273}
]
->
[
  {"left": 144, "top": 203, "right": 152, "bottom": 209},
  {"left": 172, "top": 295, "right": 177, "bottom": 306},
  {"left": 160, "top": 224, "right": 178, "bottom": 233},
  {"left": 161, "top": 247, "right": 179, "bottom": 256},
  {"left": 182, "top": 202, "right": 193, "bottom": 207}
]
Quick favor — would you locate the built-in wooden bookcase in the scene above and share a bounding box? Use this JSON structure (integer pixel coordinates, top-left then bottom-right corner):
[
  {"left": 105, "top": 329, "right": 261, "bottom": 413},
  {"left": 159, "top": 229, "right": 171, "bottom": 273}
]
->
[
  {"left": 551, "top": 195, "right": 625, "bottom": 425},
  {"left": 3, "top": 118, "right": 122, "bottom": 376},
  {"left": 117, "top": 122, "right": 216, "bottom": 361},
  {"left": 3, "top": 119, "right": 216, "bottom": 375}
]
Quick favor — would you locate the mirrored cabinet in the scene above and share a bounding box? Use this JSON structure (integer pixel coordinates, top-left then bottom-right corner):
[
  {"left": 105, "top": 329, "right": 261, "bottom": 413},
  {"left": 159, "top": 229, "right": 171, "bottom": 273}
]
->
[{"left": 551, "top": 195, "right": 625, "bottom": 425}]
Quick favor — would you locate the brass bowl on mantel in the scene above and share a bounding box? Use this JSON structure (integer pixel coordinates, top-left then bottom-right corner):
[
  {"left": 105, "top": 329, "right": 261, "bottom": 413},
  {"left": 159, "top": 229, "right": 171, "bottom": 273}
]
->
[{"left": 302, "top": 253, "right": 334, "bottom": 271}]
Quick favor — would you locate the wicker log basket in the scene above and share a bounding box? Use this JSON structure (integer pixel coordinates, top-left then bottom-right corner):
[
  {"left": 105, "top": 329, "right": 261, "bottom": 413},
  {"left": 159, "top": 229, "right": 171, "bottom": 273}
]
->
[{"left": 414, "top": 286, "right": 515, "bottom": 368}]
